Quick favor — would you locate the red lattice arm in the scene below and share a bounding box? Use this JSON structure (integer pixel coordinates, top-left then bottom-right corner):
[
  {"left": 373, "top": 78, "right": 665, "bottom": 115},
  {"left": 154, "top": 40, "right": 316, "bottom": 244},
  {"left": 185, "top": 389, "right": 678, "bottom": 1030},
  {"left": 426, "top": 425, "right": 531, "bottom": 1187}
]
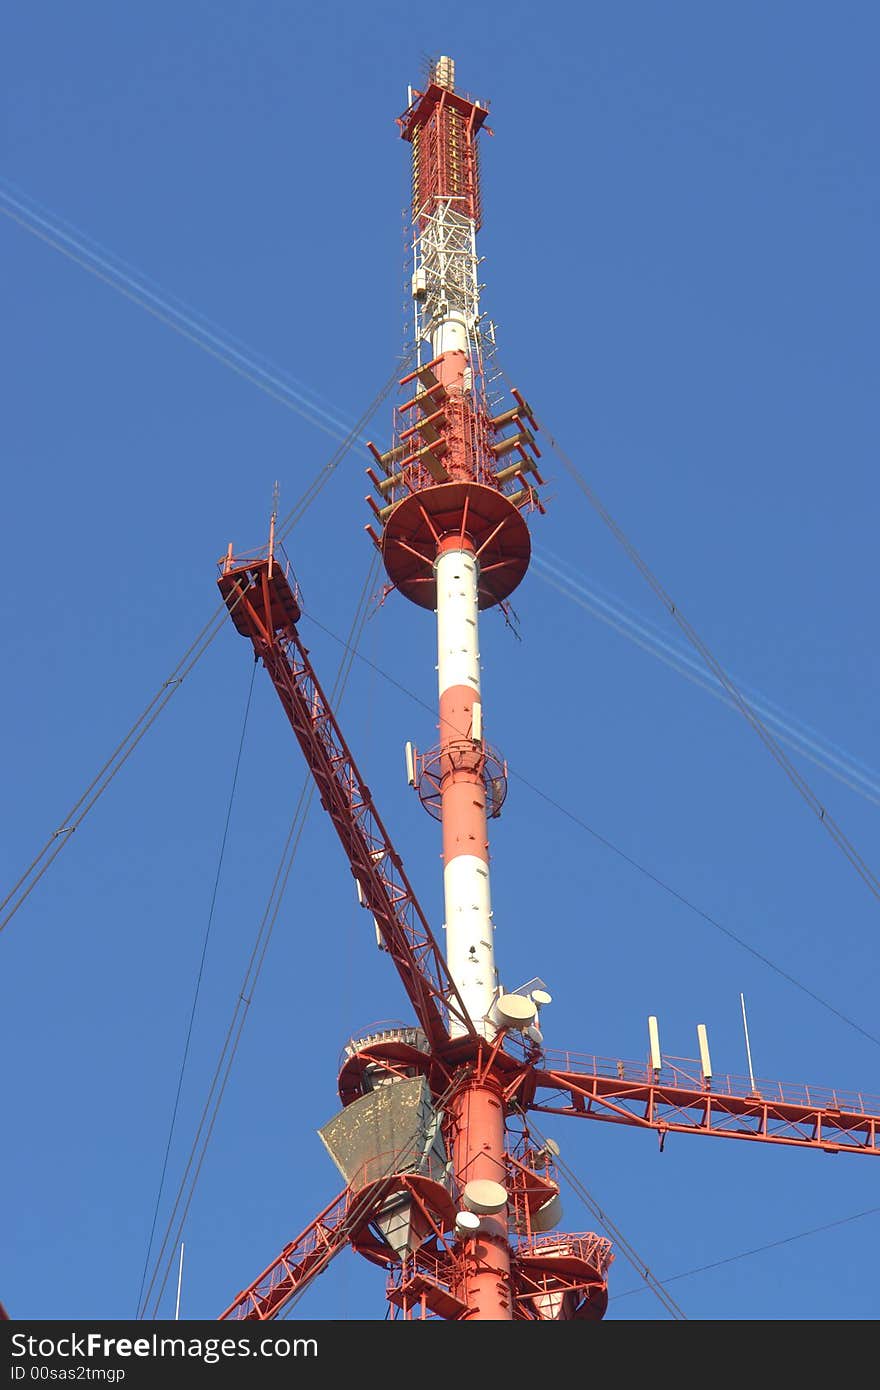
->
[
  {"left": 528, "top": 1050, "right": 880, "bottom": 1156},
  {"left": 218, "top": 556, "right": 474, "bottom": 1051},
  {"left": 219, "top": 1184, "right": 374, "bottom": 1321}
]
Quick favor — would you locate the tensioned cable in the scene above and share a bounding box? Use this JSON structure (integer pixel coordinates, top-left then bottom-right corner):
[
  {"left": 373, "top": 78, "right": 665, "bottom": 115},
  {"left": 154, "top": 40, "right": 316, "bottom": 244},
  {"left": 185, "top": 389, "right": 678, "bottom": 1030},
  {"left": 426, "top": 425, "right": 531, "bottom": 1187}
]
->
[
  {"left": 0, "top": 189, "right": 413, "bottom": 468},
  {"left": 10, "top": 184, "right": 872, "bottom": 892},
  {"left": 0, "top": 357, "right": 406, "bottom": 938},
  {"left": 138, "top": 775, "right": 316, "bottom": 1320},
  {"left": 536, "top": 550, "right": 880, "bottom": 793},
  {"left": 0, "top": 181, "right": 364, "bottom": 445},
  {"left": 139, "top": 559, "right": 377, "bottom": 1318},
  {"left": 15, "top": 185, "right": 872, "bottom": 890},
  {"left": 139, "top": 556, "right": 380, "bottom": 1320},
  {"left": 0, "top": 602, "right": 228, "bottom": 935},
  {"left": 533, "top": 555, "right": 880, "bottom": 809},
  {"left": 509, "top": 771, "right": 880, "bottom": 1049},
  {"left": 275, "top": 346, "right": 411, "bottom": 543},
  {"left": 0, "top": 194, "right": 370, "bottom": 448},
  {"left": 139, "top": 777, "right": 316, "bottom": 1319},
  {"left": 519, "top": 389, "right": 880, "bottom": 905},
  {"left": 11, "top": 189, "right": 873, "bottom": 1306},
  {"left": 16, "top": 177, "right": 870, "bottom": 810},
  {"left": 611, "top": 1204, "right": 880, "bottom": 1301},
  {"left": 135, "top": 657, "right": 257, "bottom": 1317},
  {"left": 0, "top": 185, "right": 407, "bottom": 934},
  {"left": 300, "top": 610, "right": 880, "bottom": 1050},
  {"left": 526, "top": 1116, "right": 687, "bottom": 1320},
  {"left": 139, "top": 562, "right": 375, "bottom": 1318}
]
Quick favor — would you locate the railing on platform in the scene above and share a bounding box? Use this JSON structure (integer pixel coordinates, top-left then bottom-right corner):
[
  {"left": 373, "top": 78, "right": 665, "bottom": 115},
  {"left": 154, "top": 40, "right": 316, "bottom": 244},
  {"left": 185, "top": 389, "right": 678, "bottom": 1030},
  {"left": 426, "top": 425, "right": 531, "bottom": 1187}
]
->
[{"left": 538, "top": 1048, "right": 879, "bottom": 1116}]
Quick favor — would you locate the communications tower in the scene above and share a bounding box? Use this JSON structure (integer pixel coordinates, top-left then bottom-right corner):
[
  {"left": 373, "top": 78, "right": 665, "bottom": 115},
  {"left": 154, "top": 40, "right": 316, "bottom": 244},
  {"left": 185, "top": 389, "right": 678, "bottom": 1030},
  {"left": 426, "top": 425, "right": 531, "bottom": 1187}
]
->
[{"left": 216, "top": 58, "right": 880, "bottom": 1322}]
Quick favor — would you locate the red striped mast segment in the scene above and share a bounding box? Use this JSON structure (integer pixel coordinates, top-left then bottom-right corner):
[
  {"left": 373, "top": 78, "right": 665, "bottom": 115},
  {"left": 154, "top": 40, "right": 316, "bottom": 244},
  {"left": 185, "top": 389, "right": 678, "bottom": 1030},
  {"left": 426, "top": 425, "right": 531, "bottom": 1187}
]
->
[
  {"left": 216, "top": 57, "right": 880, "bottom": 1327},
  {"left": 364, "top": 56, "right": 551, "bottom": 1320}
]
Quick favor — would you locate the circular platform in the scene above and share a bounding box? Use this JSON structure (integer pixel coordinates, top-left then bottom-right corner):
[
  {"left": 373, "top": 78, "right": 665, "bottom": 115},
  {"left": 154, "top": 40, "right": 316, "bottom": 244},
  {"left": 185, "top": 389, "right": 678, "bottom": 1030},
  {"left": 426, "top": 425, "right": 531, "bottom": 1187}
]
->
[
  {"left": 382, "top": 481, "right": 532, "bottom": 610},
  {"left": 338, "top": 1032, "right": 433, "bottom": 1106},
  {"left": 415, "top": 739, "right": 508, "bottom": 821}
]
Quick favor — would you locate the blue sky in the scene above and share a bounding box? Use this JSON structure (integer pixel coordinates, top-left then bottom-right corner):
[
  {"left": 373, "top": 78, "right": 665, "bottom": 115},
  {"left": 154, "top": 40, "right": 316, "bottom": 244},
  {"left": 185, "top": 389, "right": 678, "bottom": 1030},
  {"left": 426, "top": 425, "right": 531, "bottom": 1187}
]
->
[{"left": 1, "top": 2, "right": 878, "bottom": 1322}]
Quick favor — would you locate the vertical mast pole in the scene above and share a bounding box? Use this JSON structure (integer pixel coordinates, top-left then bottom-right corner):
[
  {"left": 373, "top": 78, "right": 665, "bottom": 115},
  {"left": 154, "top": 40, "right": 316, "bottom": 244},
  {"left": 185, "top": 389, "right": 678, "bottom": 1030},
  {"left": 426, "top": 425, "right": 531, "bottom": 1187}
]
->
[
  {"left": 369, "top": 54, "right": 545, "bottom": 1319},
  {"left": 426, "top": 58, "right": 511, "bottom": 1320}
]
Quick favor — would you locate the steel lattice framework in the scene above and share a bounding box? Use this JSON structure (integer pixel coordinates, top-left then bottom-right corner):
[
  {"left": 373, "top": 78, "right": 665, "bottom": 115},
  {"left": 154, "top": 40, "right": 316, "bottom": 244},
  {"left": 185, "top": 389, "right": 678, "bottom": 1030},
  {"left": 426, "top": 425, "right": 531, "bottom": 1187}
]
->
[
  {"left": 216, "top": 57, "right": 880, "bottom": 1323},
  {"left": 217, "top": 553, "right": 473, "bottom": 1053},
  {"left": 528, "top": 1052, "right": 880, "bottom": 1155}
]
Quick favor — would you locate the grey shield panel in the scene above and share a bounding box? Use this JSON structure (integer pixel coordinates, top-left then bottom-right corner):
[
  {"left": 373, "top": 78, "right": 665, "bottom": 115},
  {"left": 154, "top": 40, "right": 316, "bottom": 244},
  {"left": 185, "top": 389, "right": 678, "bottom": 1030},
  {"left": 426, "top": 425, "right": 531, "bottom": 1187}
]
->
[{"left": 318, "top": 1075, "right": 446, "bottom": 1188}]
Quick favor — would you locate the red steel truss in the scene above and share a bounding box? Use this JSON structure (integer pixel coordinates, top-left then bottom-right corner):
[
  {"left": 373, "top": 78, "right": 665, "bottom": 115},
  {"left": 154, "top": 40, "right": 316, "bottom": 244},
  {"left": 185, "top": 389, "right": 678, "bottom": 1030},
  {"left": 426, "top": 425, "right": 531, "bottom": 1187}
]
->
[
  {"left": 220, "top": 1125, "right": 615, "bottom": 1324},
  {"left": 220, "top": 1173, "right": 459, "bottom": 1322},
  {"left": 511, "top": 1233, "right": 613, "bottom": 1322},
  {"left": 216, "top": 546, "right": 880, "bottom": 1323},
  {"left": 216, "top": 57, "right": 880, "bottom": 1324},
  {"left": 217, "top": 551, "right": 475, "bottom": 1053},
  {"left": 399, "top": 81, "right": 487, "bottom": 229},
  {"left": 383, "top": 1231, "right": 613, "bottom": 1322},
  {"left": 220, "top": 1184, "right": 355, "bottom": 1321},
  {"left": 527, "top": 1050, "right": 880, "bottom": 1156}
]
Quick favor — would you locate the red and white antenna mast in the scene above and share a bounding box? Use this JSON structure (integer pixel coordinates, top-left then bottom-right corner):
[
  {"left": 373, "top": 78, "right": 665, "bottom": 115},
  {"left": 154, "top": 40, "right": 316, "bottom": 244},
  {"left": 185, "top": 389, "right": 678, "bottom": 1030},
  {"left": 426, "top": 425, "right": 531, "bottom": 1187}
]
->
[
  {"left": 367, "top": 55, "right": 548, "bottom": 1318},
  {"left": 389, "top": 56, "right": 539, "bottom": 1041},
  {"left": 217, "top": 56, "right": 880, "bottom": 1325}
]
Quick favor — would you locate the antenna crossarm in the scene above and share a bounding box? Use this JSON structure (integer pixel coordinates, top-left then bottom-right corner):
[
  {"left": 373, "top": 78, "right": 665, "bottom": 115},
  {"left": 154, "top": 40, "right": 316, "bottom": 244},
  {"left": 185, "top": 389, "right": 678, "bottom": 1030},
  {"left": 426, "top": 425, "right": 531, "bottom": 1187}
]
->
[{"left": 526, "top": 1050, "right": 880, "bottom": 1157}]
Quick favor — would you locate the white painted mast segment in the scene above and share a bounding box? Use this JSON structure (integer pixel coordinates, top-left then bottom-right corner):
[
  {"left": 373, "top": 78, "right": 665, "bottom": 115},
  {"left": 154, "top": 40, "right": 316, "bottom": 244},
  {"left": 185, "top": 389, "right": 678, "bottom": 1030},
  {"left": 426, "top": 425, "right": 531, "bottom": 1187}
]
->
[
  {"left": 436, "top": 549, "right": 499, "bottom": 1039},
  {"left": 436, "top": 549, "right": 481, "bottom": 697},
  {"left": 443, "top": 850, "right": 497, "bottom": 1038}
]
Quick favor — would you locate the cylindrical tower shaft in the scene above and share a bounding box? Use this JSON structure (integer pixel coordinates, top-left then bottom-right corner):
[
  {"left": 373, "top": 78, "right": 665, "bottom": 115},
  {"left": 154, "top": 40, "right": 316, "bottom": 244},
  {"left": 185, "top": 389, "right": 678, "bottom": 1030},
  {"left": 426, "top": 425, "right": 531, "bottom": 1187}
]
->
[
  {"left": 365, "top": 56, "right": 549, "bottom": 1322},
  {"left": 427, "top": 132, "right": 499, "bottom": 1038},
  {"left": 433, "top": 305, "right": 508, "bottom": 1310},
  {"left": 449, "top": 1077, "right": 512, "bottom": 1319},
  {"left": 436, "top": 536, "right": 497, "bottom": 1037}
]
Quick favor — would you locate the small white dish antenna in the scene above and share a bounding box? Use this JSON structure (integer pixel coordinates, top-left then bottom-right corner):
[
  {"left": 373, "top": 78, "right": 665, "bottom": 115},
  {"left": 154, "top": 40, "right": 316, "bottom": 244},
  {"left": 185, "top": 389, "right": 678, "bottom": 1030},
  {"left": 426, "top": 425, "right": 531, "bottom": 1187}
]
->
[{"left": 454, "top": 1209, "right": 482, "bottom": 1237}]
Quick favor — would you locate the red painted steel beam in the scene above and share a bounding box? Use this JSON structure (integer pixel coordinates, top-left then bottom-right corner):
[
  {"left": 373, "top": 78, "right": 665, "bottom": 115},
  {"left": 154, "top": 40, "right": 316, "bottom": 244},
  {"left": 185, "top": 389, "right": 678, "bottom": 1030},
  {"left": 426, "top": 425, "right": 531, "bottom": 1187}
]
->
[
  {"left": 219, "top": 564, "right": 474, "bottom": 1050},
  {"left": 528, "top": 1051, "right": 880, "bottom": 1156},
  {"left": 222, "top": 1175, "right": 462, "bottom": 1321},
  {"left": 220, "top": 1185, "right": 366, "bottom": 1321}
]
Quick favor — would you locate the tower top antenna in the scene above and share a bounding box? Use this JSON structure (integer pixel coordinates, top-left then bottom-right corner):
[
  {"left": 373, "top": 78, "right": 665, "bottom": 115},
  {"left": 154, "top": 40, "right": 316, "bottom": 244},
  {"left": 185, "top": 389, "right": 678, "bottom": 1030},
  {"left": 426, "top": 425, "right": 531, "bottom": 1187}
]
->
[{"left": 432, "top": 55, "right": 455, "bottom": 91}]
